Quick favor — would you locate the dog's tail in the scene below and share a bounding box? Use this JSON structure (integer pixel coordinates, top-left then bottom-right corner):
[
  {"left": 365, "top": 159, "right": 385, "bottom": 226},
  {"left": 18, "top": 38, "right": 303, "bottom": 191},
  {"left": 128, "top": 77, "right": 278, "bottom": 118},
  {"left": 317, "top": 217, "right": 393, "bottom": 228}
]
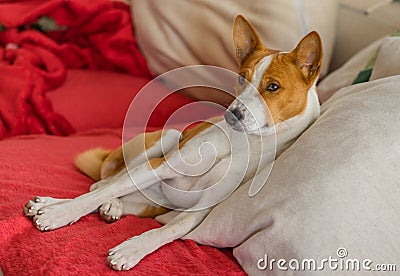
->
[{"left": 74, "top": 148, "right": 113, "bottom": 181}]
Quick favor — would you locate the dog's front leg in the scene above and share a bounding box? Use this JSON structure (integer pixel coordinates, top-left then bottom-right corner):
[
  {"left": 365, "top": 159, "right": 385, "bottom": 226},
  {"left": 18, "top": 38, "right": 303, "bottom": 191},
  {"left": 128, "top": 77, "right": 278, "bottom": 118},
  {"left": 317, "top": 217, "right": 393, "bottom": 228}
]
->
[
  {"left": 25, "top": 161, "right": 165, "bottom": 231},
  {"left": 107, "top": 209, "right": 209, "bottom": 270}
]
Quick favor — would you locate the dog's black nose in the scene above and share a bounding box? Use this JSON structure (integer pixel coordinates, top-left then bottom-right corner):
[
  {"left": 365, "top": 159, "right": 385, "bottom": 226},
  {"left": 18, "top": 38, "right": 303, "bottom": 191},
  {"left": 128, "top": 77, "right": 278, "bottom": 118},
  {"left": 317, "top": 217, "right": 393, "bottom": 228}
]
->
[{"left": 225, "top": 108, "right": 243, "bottom": 125}]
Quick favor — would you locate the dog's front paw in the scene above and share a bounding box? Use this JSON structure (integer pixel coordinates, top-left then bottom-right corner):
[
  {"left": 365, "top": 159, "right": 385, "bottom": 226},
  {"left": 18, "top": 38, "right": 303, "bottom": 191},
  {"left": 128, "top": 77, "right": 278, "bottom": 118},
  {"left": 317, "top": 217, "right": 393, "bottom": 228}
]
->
[
  {"left": 24, "top": 196, "right": 77, "bottom": 231},
  {"left": 99, "top": 198, "right": 123, "bottom": 223},
  {"left": 107, "top": 237, "right": 154, "bottom": 271},
  {"left": 24, "top": 196, "right": 71, "bottom": 218}
]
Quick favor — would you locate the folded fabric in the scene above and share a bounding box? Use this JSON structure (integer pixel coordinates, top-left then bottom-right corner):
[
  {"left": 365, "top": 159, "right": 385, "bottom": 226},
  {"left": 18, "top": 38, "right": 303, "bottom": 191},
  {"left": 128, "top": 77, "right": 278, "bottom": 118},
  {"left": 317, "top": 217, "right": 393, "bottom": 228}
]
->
[
  {"left": 0, "top": 0, "right": 151, "bottom": 139},
  {"left": 370, "top": 35, "right": 400, "bottom": 81},
  {"left": 318, "top": 32, "right": 400, "bottom": 103},
  {"left": 47, "top": 70, "right": 199, "bottom": 132},
  {"left": 353, "top": 32, "right": 400, "bottom": 84},
  {"left": 317, "top": 38, "right": 383, "bottom": 103}
]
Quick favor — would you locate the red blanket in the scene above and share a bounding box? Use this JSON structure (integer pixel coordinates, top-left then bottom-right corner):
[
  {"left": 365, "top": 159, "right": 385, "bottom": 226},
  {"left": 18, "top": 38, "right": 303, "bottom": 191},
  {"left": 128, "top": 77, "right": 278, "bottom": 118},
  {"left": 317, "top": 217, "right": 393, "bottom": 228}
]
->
[
  {"left": 0, "top": 0, "right": 151, "bottom": 139},
  {"left": 0, "top": 129, "right": 245, "bottom": 275},
  {"left": 0, "top": 1, "right": 245, "bottom": 274}
]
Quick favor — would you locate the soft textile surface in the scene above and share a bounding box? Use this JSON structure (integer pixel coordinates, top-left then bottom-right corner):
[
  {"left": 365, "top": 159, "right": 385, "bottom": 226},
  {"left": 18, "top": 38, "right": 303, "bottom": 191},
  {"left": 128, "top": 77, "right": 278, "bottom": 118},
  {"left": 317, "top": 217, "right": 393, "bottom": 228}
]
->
[
  {"left": 47, "top": 69, "right": 195, "bottom": 131},
  {"left": 318, "top": 34, "right": 400, "bottom": 103},
  {"left": 186, "top": 76, "right": 400, "bottom": 275},
  {"left": 0, "top": 0, "right": 150, "bottom": 139},
  {"left": 317, "top": 37, "right": 383, "bottom": 103},
  {"left": 132, "top": 0, "right": 338, "bottom": 93},
  {"left": 48, "top": 70, "right": 151, "bottom": 131},
  {"left": 0, "top": 129, "right": 244, "bottom": 275},
  {"left": 370, "top": 36, "right": 400, "bottom": 81}
]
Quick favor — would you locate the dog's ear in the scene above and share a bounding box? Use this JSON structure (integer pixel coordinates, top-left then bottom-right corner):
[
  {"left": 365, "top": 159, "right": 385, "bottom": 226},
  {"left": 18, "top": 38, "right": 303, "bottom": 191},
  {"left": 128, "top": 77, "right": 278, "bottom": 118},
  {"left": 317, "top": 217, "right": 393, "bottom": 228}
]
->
[
  {"left": 293, "top": 31, "right": 323, "bottom": 83},
  {"left": 233, "top": 15, "right": 262, "bottom": 65}
]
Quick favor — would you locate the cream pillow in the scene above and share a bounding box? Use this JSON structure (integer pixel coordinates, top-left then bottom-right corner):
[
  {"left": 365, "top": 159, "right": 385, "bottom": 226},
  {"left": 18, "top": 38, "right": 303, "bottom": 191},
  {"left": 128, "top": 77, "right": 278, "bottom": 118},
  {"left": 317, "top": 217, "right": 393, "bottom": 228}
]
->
[
  {"left": 317, "top": 37, "right": 384, "bottom": 103},
  {"left": 132, "top": 0, "right": 338, "bottom": 81},
  {"left": 185, "top": 76, "right": 400, "bottom": 275},
  {"left": 318, "top": 35, "right": 400, "bottom": 103},
  {"left": 370, "top": 37, "right": 400, "bottom": 81}
]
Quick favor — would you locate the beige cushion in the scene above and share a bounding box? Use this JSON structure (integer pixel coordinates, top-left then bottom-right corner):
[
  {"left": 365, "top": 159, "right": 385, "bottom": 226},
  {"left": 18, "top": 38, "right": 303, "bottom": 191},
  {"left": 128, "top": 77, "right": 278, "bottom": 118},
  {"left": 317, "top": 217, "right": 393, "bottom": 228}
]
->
[
  {"left": 317, "top": 37, "right": 383, "bottom": 103},
  {"left": 132, "top": 0, "right": 338, "bottom": 82},
  {"left": 370, "top": 37, "right": 400, "bottom": 81},
  {"left": 318, "top": 35, "right": 400, "bottom": 103},
  {"left": 185, "top": 76, "right": 400, "bottom": 275},
  {"left": 330, "top": 0, "right": 400, "bottom": 70}
]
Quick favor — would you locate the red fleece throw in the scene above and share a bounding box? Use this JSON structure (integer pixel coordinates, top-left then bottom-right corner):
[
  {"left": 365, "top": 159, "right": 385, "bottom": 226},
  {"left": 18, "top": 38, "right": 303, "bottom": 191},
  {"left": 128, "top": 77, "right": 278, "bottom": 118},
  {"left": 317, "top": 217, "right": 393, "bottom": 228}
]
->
[
  {"left": 0, "top": 0, "right": 151, "bottom": 139},
  {"left": 0, "top": 129, "right": 245, "bottom": 275}
]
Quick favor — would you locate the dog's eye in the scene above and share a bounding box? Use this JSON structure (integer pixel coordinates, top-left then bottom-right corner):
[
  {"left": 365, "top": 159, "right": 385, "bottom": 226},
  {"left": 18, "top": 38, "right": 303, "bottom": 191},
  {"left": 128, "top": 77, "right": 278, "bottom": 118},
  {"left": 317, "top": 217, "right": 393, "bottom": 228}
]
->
[
  {"left": 266, "top": 83, "right": 280, "bottom": 92},
  {"left": 238, "top": 74, "right": 246, "bottom": 85}
]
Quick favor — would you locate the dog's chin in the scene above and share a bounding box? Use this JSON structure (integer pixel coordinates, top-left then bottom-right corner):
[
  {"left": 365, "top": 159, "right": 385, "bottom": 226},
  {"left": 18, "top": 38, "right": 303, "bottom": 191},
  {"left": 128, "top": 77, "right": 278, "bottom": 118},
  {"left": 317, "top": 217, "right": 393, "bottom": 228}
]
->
[
  {"left": 229, "top": 123, "right": 274, "bottom": 136},
  {"left": 229, "top": 124, "right": 245, "bottom": 133}
]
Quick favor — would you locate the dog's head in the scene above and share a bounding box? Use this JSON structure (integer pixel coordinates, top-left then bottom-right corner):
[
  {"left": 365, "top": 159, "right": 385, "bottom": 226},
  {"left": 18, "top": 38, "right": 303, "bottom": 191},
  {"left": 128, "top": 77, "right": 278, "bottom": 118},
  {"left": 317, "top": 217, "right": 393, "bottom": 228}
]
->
[{"left": 225, "top": 15, "right": 322, "bottom": 135}]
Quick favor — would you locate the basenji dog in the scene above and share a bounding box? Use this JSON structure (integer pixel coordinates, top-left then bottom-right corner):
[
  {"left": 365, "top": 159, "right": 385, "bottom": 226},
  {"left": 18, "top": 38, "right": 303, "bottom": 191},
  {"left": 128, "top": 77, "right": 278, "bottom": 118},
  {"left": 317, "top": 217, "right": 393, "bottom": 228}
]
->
[{"left": 24, "top": 15, "right": 322, "bottom": 271}]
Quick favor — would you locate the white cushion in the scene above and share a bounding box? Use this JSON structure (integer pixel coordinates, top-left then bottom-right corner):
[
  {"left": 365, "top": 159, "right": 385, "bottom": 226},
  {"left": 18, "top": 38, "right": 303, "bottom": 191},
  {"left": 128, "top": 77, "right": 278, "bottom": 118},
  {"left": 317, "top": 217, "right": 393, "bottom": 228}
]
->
[
  {"left": 370, "top": 37, "right": 400, "bottom": 81},
  {"left": 185, "top": 76, "right": 400, "bottom": 275},
  {"left": 132, "top": 0, "right": 338, "bottom": 81}
]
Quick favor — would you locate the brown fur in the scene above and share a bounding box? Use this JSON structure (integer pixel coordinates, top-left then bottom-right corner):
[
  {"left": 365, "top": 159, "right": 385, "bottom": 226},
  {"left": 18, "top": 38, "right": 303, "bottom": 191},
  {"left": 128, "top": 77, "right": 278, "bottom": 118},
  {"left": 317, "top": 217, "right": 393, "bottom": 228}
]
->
[
  {"left": 136, "top": 206, "right": 170, "bottom": 218},
  {"left": 259, "top": 53, "right": 311, "bottom": 124},
  {"left": 144, "top": 130, "right": 164, "bottom": 150},
  {"left": 74, "top": 148, "right": 112, "bottom": 181},
  {"left": 148, "top": 157, "right": 166, "bottom": 170},
  {"left": 76, "top": 130, "right": 167, "bottom": 179},
  {"left": 101, "top": 147, "right": 125, "bottom": 179}
]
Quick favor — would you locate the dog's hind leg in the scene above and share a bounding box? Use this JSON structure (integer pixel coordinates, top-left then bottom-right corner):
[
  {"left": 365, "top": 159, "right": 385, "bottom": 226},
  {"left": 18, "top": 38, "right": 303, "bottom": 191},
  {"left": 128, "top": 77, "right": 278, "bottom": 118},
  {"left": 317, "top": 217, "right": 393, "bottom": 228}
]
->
[
  {"left": 89, "top": 129, "right": 181, "bottom": 220},
  {"left": 99, "top": 183, "right": 171, "bottom": 223},
  {"left": 74, "top": 129, "right": 182, "bottom": 191}
]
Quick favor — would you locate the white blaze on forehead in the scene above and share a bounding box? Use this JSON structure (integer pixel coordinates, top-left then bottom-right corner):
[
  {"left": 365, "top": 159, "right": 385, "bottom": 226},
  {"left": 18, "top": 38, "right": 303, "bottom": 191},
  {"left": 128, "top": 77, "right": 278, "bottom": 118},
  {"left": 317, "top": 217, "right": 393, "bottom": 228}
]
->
[
  {"left": 231, "top": 54, "right": 274, "bottom": 131},
  {"left": 250, "top": 54, "right": 274, "bottom": 88}
]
